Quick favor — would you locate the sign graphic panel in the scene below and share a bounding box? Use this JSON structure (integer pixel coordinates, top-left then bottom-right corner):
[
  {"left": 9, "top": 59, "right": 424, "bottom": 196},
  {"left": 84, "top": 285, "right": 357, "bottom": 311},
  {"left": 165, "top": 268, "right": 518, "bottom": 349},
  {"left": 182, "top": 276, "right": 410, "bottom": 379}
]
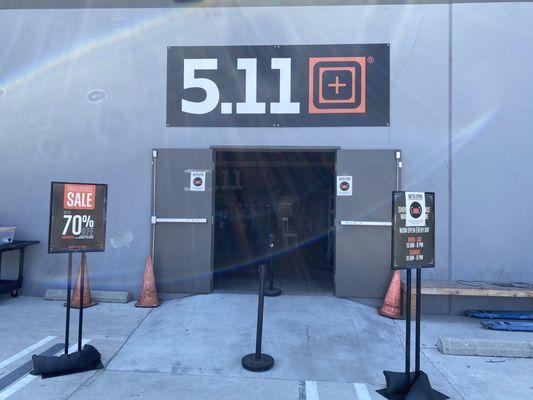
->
[
  {"left": 405, "top": 191, "right": 426, "bottom": 227},
  {"left": 336, "top": 175, "right": 353, "bottom": 196},
  {"left": 49, "top": 182, "right": 108, "bottom": 253},
  {"left": 167, "top": 44, "right": 389, "bottom": 127},
  {"left": 189, "top": 171, "right": 206, "bottom": 192},
  {"left": 391, "top": 191, "right": 435, "bottom": 269}
]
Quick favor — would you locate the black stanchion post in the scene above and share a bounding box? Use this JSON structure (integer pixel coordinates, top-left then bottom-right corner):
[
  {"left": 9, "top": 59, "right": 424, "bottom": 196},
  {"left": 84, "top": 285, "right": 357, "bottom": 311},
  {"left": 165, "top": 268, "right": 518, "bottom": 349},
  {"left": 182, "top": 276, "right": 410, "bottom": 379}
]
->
[
  {"left": 405, "top": 269, "right": 412, "bottom": 386},
  {"left": 65, "top": 253, "right": 72, "bottom": 355},
  {"left": 415, "top": 268, "right": 421, "bottom": 376},
  {"left": 242, "top": 264, "right": 274, "bottom": 372},
  {"left": 264, "top": 233, "right": 281, "bottom": 297},
  {"left": 255, "top": 265, "right": 265, "bottom": 358},
  {"left": 78, "top": 252, "right": 85, "bottom": 352},
  {"left": 268, "top": 252, "right": 274, "bottom": 291}
]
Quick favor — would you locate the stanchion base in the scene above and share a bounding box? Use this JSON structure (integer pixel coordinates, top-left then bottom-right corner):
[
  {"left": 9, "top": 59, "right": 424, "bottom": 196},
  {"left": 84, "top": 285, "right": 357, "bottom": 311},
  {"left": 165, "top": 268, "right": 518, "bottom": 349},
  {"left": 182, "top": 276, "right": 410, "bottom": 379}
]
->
[
  {"left": 377, "top": 371, "right": 448, "bottom": 400},
  {"left": 242, "top": 353, "right": 274, "bottom": 372},
  {"left": 264, "top": 287, "right": 281, "bottom": 297}
]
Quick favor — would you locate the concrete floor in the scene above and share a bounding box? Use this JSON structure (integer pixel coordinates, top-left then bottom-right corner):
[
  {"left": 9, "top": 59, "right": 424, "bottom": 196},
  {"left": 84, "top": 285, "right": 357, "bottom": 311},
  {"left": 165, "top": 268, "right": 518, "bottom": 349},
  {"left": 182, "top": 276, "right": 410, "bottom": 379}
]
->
[
  {"left": 214, "top": 263, "right": 334, "bottom": 293},
  {"left": 0, "top": 294, "right": 531, "bottom": 400}
]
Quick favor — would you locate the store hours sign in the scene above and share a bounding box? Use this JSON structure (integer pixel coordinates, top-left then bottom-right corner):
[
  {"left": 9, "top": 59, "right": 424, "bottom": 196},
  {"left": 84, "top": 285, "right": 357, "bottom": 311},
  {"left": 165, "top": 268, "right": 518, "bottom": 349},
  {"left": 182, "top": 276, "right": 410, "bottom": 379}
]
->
[
  {"left": 167, "top": 44, "right": 390, "bottom": 127},
  {"left": 48, "top": 182, "right": 108, "bottom": 253},
  {"left": 391, "top": 191, "right": 435, "bottom": 269}
]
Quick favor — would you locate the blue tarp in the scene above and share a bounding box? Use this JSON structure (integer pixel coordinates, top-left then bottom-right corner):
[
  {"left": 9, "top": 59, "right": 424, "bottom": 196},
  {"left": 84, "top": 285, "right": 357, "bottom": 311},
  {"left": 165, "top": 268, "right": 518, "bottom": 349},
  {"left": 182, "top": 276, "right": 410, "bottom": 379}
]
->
[
  {"left": 481, "top": 321, "right": 533, "bottom": 332},
  {"left": 466, "top": 310, "right": 533, "bottom": 320}
]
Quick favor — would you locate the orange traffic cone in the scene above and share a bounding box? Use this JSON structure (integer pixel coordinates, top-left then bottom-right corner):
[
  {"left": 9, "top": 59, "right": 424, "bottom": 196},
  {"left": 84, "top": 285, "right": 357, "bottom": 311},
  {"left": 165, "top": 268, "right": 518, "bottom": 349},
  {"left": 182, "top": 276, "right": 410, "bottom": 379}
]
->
[
  {"left": 378, "top": 270, "right": 403, "bottom": 319},
  {"left": 135, "top": 255, "right": 161, "bottom": 308},
  {"left": 69, "top": 253, "right": 97, "bottom": 309}
]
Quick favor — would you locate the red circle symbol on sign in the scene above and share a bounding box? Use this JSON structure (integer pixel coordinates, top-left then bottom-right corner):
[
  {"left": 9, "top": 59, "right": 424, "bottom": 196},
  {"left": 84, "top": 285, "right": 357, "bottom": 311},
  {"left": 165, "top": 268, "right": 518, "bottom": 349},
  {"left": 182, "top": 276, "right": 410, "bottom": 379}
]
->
[
  {"left": 193, "top": 177, "right": 203, "bottom": 187},
  {"left": 340, "top": 182, "right": 350, "bottom": 191},
  {"left": 410, "top": 202, "right": 422, "bottom": 218}
]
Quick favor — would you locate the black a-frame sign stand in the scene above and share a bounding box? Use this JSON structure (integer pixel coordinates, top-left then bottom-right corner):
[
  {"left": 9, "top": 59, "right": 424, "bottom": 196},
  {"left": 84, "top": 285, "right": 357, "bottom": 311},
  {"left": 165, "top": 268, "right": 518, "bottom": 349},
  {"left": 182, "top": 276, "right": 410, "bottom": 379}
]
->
[
  {"left": 33, "top": 182, "right": 109, "bottom": 377},
  {"left": 377, "top": 191, "right": 448, "bottom": 400}
]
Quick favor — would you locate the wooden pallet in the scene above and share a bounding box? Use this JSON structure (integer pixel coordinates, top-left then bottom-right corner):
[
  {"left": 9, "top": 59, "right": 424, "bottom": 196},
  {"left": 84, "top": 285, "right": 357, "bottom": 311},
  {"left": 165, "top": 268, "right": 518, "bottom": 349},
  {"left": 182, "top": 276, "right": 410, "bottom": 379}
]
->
[{"left": 401, "top": 280, "right": 533, "bottom": 314}]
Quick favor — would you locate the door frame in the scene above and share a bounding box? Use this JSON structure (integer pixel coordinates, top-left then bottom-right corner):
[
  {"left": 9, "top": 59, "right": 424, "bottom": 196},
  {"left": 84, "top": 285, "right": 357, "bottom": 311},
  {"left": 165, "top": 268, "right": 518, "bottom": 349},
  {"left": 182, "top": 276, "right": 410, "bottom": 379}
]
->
[
  {"left": 151, "top": 146, "right": 401, "bottom": 296},
  {"left": 211, "top": 145, "right": 340, "bottom": 152}
]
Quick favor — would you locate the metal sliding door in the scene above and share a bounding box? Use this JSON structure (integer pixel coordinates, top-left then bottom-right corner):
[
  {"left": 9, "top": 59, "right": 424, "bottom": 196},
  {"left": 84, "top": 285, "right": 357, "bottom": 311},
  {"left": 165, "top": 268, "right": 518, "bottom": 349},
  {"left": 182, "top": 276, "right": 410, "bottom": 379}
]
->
[
  {"left": 152, "top": 149, "right": 213, "bottom": 293},
  {"left": 335, "top": 150, "right": 400, "bottom": 298}
]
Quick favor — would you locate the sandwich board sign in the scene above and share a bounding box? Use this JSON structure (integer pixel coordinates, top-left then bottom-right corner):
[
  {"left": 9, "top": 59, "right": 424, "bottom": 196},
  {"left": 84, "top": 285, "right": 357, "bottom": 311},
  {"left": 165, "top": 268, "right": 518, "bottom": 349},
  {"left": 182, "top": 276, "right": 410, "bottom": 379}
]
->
[
  {"left": 48, "top": 182, "right": 108, "bottom": 253},
  {"left": 391, "top": 191, "right": 434, "bottom": 269}
]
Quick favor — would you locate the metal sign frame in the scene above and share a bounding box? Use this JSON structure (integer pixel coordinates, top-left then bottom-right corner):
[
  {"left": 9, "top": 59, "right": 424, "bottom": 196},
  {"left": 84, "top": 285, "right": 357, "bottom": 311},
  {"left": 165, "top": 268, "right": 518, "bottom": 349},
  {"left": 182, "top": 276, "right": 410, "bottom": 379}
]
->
[
  {"left": 390, "top": 191, "right": 435, "bottom": 270},
  {"left": 48, "top": 181, "right": 108, "bottom": 254}
]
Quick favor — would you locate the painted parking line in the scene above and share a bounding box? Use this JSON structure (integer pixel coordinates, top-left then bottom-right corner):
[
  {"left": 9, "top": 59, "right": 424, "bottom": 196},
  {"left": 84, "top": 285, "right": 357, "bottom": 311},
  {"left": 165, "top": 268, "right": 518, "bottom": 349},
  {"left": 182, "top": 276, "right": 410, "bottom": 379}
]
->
[
  {"left": 0, "top": 343, "right": 63, "bottom": 391},
  {"left": 0, "top": 340, "right": 90, "bottom": 400},
  {"left": 305, "top": 381, "right": 319, "bottom": 400},
  {"left": 0, "top": 336, "right": 56, "bottom": 370},
  {"left": 353, "top": 383, "right": 372, "bottom": 400}
]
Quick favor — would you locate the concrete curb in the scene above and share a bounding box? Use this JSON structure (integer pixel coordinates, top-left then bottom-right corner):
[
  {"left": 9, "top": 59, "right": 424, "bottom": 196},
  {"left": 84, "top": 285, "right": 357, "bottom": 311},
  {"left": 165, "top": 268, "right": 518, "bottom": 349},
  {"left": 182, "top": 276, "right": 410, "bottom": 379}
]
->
[
  {"left": 437, "top": 337, "right": 533, "bottom": 358},
  {"left": 44, "top": 289, "right": 131, "bottom": 303}
]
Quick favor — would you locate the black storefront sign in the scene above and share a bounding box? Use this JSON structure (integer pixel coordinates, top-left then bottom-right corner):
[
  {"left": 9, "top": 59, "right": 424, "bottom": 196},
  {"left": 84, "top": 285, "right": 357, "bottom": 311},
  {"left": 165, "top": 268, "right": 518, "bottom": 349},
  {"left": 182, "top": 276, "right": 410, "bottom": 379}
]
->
[
  {"left": 391, "top": 191, "right": 435, "bottom": 270},
  {"left": 167, "top": 44, "right": 389, "bottom": 127},
  {"left": 48, "top": 182, "right": 108, "bottom": 253}
]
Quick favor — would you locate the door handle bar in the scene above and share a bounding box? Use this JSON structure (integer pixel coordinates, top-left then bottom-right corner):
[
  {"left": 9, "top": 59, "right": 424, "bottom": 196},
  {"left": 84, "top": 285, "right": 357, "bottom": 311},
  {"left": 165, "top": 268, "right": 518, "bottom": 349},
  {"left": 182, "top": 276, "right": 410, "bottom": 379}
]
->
[
  {"left": 151, "top": 216, "right": 208, "bottom": 224},
  {"left": 340, "top": 220, "right": 391, "bottom": 226}
]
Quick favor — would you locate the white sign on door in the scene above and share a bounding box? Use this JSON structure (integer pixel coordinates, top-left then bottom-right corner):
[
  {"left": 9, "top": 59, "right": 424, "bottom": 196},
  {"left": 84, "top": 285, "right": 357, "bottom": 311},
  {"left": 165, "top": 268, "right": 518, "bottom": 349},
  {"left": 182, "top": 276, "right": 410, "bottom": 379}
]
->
[
  {"left": 336, "top": 176, "right": 353, "bottom": 196},
  {"left": 190, "top": 171, "right": 206, "bottom": 192},
  {"left": 405, "top": 192, "right": 426, "bottom": 227}
]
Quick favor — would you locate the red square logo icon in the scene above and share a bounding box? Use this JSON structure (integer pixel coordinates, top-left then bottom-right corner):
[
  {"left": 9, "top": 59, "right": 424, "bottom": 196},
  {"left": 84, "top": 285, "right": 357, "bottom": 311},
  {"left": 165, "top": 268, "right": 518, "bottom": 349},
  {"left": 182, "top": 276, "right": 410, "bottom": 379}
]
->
[{"left": 309, "top": 57, "right": 366, "bottom": 114}]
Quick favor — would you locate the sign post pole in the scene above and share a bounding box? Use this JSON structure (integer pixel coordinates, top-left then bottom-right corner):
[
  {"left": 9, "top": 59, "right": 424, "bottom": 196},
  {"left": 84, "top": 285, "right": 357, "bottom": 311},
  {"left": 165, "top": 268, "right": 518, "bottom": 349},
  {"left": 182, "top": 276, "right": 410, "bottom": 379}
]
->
[
  {"left": 405, "top": 269, "right": 411, "bottom": 387},
  {"left": 78, "top": 252, "right": 86, "bottom": 352},
  {"left": 64, "top": 253, "right": 73, "bottom": 355},
  {"left": 415, "top": 268, "right": 422, "bottom": 377}
]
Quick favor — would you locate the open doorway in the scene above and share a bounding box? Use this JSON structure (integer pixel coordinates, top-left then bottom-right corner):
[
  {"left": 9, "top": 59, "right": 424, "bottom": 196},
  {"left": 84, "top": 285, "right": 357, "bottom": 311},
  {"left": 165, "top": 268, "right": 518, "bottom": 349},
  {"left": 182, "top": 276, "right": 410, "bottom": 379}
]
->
[{"left": 213, "top": 149, "right": 336, "bottom": 294}]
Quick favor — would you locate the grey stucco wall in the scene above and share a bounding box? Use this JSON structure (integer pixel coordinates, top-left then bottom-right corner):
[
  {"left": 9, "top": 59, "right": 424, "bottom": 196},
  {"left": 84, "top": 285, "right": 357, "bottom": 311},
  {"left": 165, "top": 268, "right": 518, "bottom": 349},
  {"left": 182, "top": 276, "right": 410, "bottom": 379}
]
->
[
  {"left": 451, "top": 3, "right": 533, "bottom": 283},
  {"left": 0, "top": 3, "right": 531, "bottom": 299}
]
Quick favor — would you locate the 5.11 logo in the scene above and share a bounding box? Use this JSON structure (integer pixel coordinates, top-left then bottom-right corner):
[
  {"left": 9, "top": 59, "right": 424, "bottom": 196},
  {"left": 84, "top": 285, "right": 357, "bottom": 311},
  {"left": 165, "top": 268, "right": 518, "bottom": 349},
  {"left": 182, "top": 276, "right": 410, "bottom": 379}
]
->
[{"left": 167, "top": 44, "right": 389, "bottom": 127}]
